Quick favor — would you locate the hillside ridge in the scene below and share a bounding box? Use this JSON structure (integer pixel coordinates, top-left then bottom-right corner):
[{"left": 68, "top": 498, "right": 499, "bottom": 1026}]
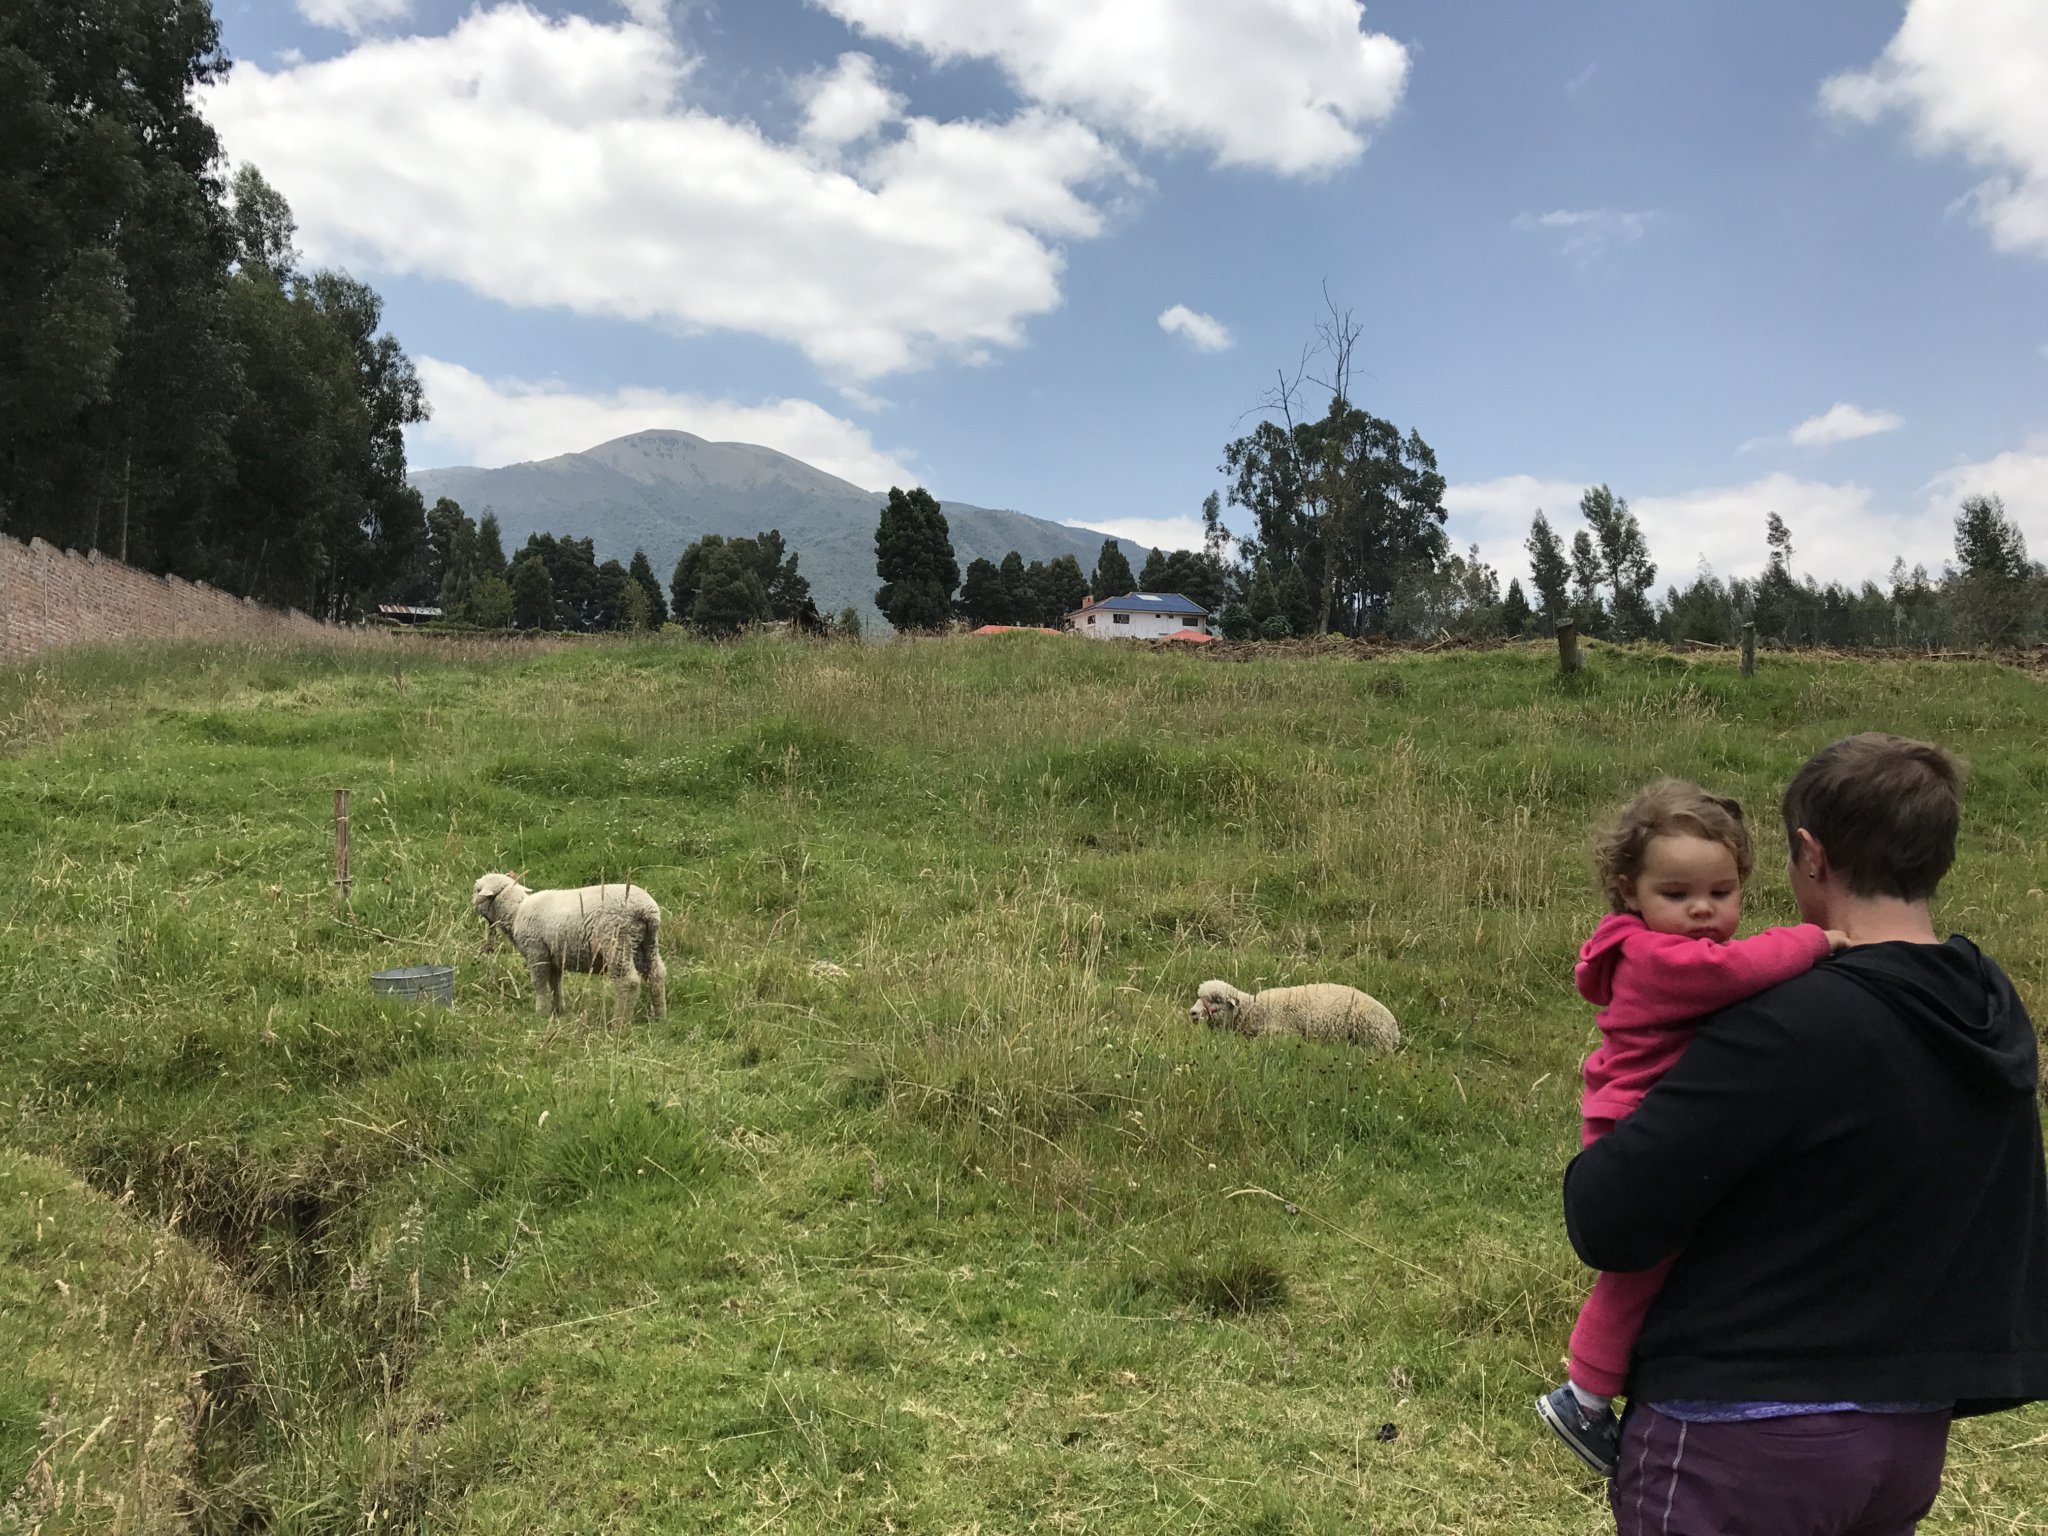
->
[{"left": 410, "top": 430, "right": 1152, "bottom": 624}]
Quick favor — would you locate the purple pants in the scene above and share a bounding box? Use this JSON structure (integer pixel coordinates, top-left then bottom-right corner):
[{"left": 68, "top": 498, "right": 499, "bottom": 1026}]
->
[{"left": 1610, "top": 1404, "right": 1951, "bottom": 1536}]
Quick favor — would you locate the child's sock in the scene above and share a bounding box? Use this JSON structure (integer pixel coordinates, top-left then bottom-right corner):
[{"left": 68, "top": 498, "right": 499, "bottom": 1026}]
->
[{"left": 1569, "top": 1381, "right": 1612, "bottom": 1414}]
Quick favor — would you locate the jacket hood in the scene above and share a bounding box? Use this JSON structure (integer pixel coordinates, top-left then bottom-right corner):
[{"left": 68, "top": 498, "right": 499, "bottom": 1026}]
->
[
  {"left": 1831, "top": 936, "right": 2040, "bottom": 1095},
  {"left": 1575, "top": 911, "right": 1642, "bottom": 1007}
]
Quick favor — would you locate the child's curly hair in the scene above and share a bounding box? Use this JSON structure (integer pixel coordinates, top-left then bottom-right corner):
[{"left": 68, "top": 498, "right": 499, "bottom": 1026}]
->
[{"left": 1594, "top": 779, "right": 1754, "bottom": 913}]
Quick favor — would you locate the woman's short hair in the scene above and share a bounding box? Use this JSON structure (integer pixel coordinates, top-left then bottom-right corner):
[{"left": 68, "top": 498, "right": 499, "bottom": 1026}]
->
[
  {"left": 1780, "top": 733, "right": 1963, "bottom": 902},
  {"left": 1593, "top": 779, "right": 1753, "bottom": 913}
]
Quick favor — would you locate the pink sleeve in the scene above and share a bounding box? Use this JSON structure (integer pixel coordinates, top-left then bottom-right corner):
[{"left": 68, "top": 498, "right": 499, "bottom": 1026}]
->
[{"left": 1617, "top": 924, "right": 1832, "bottom": 1018}]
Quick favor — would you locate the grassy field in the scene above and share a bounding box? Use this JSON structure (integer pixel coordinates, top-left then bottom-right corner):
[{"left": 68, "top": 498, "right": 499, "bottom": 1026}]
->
[{"left": 2, "top": 632, "right": 2046, "bottom": 1534}]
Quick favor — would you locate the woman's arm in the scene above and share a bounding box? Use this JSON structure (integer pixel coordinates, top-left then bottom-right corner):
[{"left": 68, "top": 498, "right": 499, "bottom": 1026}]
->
[{"left": 1564, "top": 989, "right": 1815, "bottom": 1272}]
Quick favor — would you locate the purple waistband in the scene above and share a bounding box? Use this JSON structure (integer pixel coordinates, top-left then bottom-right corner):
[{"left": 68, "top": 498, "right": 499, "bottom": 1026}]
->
[{"left": 1650, "top": 1400, "right": 1950, "bottom": 1424}]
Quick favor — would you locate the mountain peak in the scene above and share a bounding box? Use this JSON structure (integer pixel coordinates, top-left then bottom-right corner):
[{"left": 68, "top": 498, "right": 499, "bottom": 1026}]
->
[
  {"left": 408, "top": 432, "right": 1151, "bottom": 628},
  {"left": 573, "top": 429, "right": 877, "bottom": 499}
]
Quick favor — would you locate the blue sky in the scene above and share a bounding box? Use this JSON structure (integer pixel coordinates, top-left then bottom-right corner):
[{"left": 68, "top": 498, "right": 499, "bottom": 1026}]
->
[{"left": 207, "top": 0, "right": 2047, "bottom": 591}]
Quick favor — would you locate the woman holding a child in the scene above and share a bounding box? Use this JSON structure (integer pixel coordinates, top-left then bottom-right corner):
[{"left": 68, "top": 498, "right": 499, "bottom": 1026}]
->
[{"left": 1551, "top": 734, "right": 2048, "bottom": 1534}]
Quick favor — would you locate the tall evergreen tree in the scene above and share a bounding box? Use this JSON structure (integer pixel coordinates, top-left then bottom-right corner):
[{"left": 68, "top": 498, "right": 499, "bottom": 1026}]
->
[
  {"left": 1753, "top": 512, "right": 1806, "bottom": 644},
  {"left": 958, "top": 557, "right": 1013, "bottom": 626},
  {"left": 592, "top": 559, "right": 637, "bottom": 631},
  {"left": 1043, "top": 554, "right": 1089, "bottom": 622},
  {"left": 475, "top": 512, "right": 508, "bottom": 581},
  {"left": 874, "top": 486, "right": 958, "bottom": 631},
  {"left": 1018, "top": 559, "right": 1052, "bottom": 626},
  {"left": 529, "top": 534, "right": 605, "bottom": 631},
  {"left": 1, "top": 0, "right": 240, "bottom": 564},
  {"left": 1953, "top": 493, "right": 2031, "bottom": 585},
  {"left": 1091, "top": 539, "right": 1136, "bottom": 599},
  {"left": 670, "top": 533, "right": 725, "bottom": 623},
  {"left": 692, "top": 544, "right": 772, "bottom": 636},
  {"left": 470, "top": 575, "right": 513, "bottom": 630},
  {"left": 1525, "top": 511, "right": 1572, "bottom": 626},
  {"left": 438, "top": 521, "right": 482, "bottom": 620},
  {"left": 627, "top": 547, "right": 667, "bottom": 627},
  {"left": 1569, "top": 529, "right": 1608, "bottom": 636},
  {"left": 1148, "top": 548, "right": 1228, "bottom": 612},
  {"left": 998, "top": 550, "right": 1030, "bottom": 622},
  {"left": 1501, "top": 578, "right": 1532, "bottom": 637},
  {"left": 1579, "top": 484, "right": 1656, "bottom": 640},
  {"left": 1948, "top": 494, "right": 2035, "bottom": 646},
  {"left": 509, "top": 554, "right": 553, "bottom": 630},
  {"left": 742, "top": 529, "right": 810, "bottom": 619}
]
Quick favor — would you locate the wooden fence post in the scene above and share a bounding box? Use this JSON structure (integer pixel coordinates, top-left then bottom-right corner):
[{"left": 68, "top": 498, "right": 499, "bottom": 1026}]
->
[
  {"left": 334, "top": 789, "right": 352, "bottom": 906},
  {"left": 1740, "top": 622, "right": 1757, "bottom": 679},
  {"left": 1556, "top": 620, "right": 1582, "bottom": 675}
]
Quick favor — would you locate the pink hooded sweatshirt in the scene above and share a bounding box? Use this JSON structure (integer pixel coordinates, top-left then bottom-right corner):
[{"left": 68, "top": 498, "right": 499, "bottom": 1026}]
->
[{"left": 1574, "top": 912, "right": 1833, "bottom": 1128}]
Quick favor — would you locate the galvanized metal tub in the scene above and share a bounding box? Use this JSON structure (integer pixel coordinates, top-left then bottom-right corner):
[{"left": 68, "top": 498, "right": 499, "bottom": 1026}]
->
[{"left": 370, "top": 964, "right": 454, "bottom": 1007}]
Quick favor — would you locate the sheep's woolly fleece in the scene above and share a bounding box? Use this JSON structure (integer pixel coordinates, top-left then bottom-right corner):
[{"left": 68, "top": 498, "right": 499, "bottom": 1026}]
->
[
  {"left": 1190, "top": 979, "right": 1401, "bottom": 1052},
  {"left": 472, "top": 873, "right": 666, "bottom": 1025}
]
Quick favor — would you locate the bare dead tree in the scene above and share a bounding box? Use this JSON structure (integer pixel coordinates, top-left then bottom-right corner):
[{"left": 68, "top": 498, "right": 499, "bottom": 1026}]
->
[{"left": 1303, "top": 283, "right": 1366, "bottom": 636}]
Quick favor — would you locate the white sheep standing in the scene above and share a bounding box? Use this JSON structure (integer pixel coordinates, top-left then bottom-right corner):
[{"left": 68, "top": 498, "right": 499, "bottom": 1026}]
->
[
  {"left": 472, "top": 873, "right": 667, "bottom": 1025},
  {"left": 1190, "top": 979, "right": 1401, "bottom": 1053}
]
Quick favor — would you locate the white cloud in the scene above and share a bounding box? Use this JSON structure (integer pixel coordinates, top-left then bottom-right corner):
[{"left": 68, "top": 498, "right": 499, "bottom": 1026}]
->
[
  {"left": 1784, "top": 402, "right": 1905, "bottom": 448},
  {"left": 1565, "top": 61, "right": 1599, "bottom": 98},
  {"left": 814, "top": 0, "right": 1409, "bottom": 176},
  {"left": 1922, "top": 436, "right": 2048, "bottom": 552},
  {"left": 618, "top": 0, "right": 673, "bottom": 28},
  {"left": 1442, "top": 475, "right": 1587, "bottom": 582},
  {"left": 1157, "top": 304, "right": 1233, "bottom": 353},
  {"left": 202, "top": 6, "right": 1131, "bottom": 382},
  {"left": 1063, "top": 516, "right": 1206, "bottom": 555},
  {"left": 1738, "top": 403, "right": 1905, "bottom": 454},
  {"left": 1823, "top": 0, "right": 2048, "bottom": 257},
  {"left": 294, "top": 0, "right": 411, "bottom": 33},
  {"left": 798, "top": 52, "right": 903, "bottom": 148},
  {"left": 407, "top": 358, "right": 919, "bottom": 490},
  {"left": 1513, "top": 208, "right": 1655, "bottom": 263}
]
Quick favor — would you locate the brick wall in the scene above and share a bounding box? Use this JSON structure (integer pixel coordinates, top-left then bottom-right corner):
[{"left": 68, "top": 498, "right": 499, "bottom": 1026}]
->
[{"left": 1, "top": 534, "right": 339, "bottom": 660}]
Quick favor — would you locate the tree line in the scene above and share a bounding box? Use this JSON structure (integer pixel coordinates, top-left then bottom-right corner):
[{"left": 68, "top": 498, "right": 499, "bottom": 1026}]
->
[
  {"left": 1191, "top": 293, "right": 2043, "bottom": 652},
  {"left": 3, "top": 2, "right": 436, "bottom": 620},
  {"left": 871, "top": 485, "right": 1233, "bottom": 633},
  {"left": 1525, "top": 492, "right": 2046, "bottom": 653}
]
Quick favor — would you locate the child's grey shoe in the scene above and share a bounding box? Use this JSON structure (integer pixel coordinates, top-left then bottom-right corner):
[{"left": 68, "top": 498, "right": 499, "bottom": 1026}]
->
[{"left": 1536, "top": 1383, "right": 1620, "bottom": 1477}]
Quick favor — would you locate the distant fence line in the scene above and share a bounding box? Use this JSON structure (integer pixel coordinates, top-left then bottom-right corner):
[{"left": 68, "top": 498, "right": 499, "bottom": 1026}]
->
[{"left": 1, "top": 533, "right": 337, "bottom": 661}]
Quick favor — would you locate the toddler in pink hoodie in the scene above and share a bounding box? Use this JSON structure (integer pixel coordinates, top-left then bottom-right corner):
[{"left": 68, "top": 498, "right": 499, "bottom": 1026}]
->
[{"left": 1535, "top": 779, "right": 1846, "bottom": 1475}]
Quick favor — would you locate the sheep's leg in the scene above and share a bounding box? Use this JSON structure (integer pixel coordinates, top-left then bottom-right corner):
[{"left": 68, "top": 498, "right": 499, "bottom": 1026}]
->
[
  {"left": 528, "top": 958, "right": 559, "bottom": 1016},
  {"left": 644, "top": 951, "right": 667, "bottom": 1019},
  {"left": 635, "top": 923, "right": 667, "bottom": 1019}
]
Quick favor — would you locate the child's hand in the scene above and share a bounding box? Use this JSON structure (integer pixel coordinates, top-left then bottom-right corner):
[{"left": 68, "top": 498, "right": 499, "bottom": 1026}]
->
[{"left": 1825, "top": 929, "right": 1852, "bottom": 953}]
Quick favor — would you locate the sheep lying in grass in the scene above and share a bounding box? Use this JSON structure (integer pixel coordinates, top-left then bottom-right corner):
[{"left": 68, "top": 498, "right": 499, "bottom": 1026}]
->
[
  {"left": 472, "top": 873, "right": 667, "bottom": 1025},
  {"left": 1190, "top": 979, "right": 1401, "bottom": 1052}
]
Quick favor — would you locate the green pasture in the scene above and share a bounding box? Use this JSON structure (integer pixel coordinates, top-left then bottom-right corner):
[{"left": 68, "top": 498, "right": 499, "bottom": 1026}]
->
[{"left": 2, "top": 634, "right": 2045, "bottom": 1532}]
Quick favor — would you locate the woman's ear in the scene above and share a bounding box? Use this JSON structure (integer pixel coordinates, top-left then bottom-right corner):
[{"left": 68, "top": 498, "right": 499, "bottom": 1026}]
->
[{"left": 1791, "top": 827, "right": 1826, "bottom": 881}]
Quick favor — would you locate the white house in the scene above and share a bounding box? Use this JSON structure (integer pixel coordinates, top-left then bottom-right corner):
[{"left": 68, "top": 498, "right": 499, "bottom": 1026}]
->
[{"left": 1064, "top": 592, "right": 1212, "bottom": 640}]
